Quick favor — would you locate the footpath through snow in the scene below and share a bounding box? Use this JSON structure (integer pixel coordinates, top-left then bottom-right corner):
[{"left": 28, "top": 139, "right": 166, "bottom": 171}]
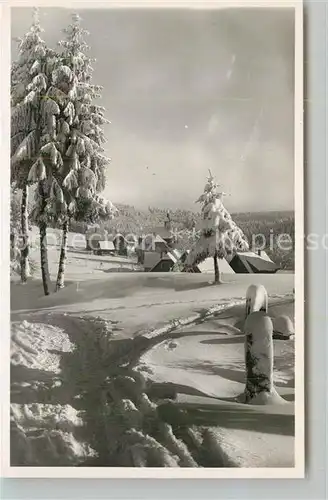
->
[
  {"left": 10, "top": 273, "right": 295, "bottom": 467},
  {"left": 10, "top": 313, "right": 208, "bottom": 467}
]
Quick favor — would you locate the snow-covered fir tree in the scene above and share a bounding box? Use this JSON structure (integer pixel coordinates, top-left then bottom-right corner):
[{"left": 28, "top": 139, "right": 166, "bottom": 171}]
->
[
  {"left": 11, "top": 8, "right": 59, "bottom": 293},
  {"left": 185, "top": 170, "right": 249, "bottom": 283},
  {"left": 11, "top": 8, "right": 43, "bottom": 283},
  {"left": 50, "top": 13, "right": 117, "bottom": 290},
  {"left": 10, "top": 185, "right": 22, "bottom": 275}
]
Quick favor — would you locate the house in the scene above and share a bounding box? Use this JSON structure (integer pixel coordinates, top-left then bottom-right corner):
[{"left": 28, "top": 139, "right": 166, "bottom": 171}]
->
[
  {"left": 143, "top": 251, "right": 162, "bottom": 271},
  {"left": 148, "top": 249, "right": 182, "bottom": 272},
  {"left": 196, "top": 257, "right": 235, "bottom": 274},
  {"left": 180, "top": 256, "right": 235, "bottom": 274},
  {"left": 229, "top": 251, "right": 279, "bottom": 274},
  {"left": 149, "top": 254, "right": 176, "bottom": 272},
  {"left": 126, "top": 240, "right": 137, "bottom": 257},
  {"left": 138, "top": 213, "right": 175, "bottom": 266},
  {"left": 152, "top": 226, "right": 174, "bottom": 248},
  {"left": 142, "top": 213, "right": 174, "bottom": 252},
  {"left": 171, "top": 248, "right": 182, "bottom": 260},
  {"left": 255, "top": 249, "right": 274, "bottom": 263},
  {"left": 86, "top": 226, "right": 107, "bottom": 252},
  {"left": 140, "top": 228, "right": 172, "bottom": 254},
  {"left": 97, "top": 240, "right": 116, "bottom": 256},
  {"left": 153, "top": 234, "right": 169, "bottom": 255}
]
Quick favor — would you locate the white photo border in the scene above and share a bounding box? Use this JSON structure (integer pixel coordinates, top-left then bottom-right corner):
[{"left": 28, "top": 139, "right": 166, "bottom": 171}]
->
[{"left": 1, "top": 0, "right": 305, "bottom": 480}]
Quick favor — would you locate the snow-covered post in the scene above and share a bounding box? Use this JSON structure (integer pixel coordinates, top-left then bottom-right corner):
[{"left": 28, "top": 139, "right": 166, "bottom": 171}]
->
[
  {"left": 245, "top": 283, "right": 268, "bottom": 318},
  {"left": 243, "top": 311, "right": 274, "bottom": 403}
]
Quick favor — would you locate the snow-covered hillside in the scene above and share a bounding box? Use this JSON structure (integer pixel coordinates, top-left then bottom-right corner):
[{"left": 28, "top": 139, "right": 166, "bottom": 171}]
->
[{"left": 10, "top": 266, "right": 295, "bottom": 468}]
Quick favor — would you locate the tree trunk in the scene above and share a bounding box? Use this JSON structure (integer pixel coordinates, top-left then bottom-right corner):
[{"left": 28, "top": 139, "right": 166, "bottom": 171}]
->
[
  {"left": 39, "top": 221, "right": 50, "bottom": 296},
  {"left": 56, "top": 220, "right": 69, "bottom": 291},
  {"left": 20, "top": 184, "right": 30, "bottom": 283},
  {"left": 213, "top": 252, "right": 221, "bottom": 283},
  {"left": 39, "top": 180, "right": 51, "bottom": 296}
]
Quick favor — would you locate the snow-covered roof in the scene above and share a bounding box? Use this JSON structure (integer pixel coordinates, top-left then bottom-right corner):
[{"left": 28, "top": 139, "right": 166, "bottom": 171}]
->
[
  {"left": 231, "top": 252, "right": 279, "bottom": 273},
  {"left": 197, "top": 257, "right": 235, "bottom": 274},
  {"left": 237, "top": 251, "right": 275, "bottom": 264},
  {"left": 166, "top": 251, "right": 178, "bottom": 264},
  {"left": 149, "top": 257, "right": 175, "bottom": 272},
  {"left": 147, "top": 226, "right": 172, "bottom": 239},
  {"left": 99, "top": 240, "right": 115, "bottom": 251},
  {"left": 143, "top": 252, "right": 161, "bottom": 269},
  {"left": 171, "top": 248, "right": 182, "bottom": 260},
  {"left": 258, "top": 250, "right": 274, "bottom": 263},
  {"left": 154, "top": 234, "right": 167, "bottom": 244}
]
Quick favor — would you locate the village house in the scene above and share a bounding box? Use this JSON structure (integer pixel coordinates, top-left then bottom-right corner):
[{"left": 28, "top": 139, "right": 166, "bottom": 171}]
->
[{"left": 137, "top": 213, "right": 175, "bottom": 268}]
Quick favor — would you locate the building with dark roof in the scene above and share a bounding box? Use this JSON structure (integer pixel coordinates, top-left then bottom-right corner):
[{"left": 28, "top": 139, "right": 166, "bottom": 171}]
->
[{"left": 229, "top": 251, "right": 279, "bottom": 274}]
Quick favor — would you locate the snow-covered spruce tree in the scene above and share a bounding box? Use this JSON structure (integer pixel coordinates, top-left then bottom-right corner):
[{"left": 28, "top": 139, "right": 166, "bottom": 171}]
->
[
  {"left": 10, "top": 185, "right": 22, "bottom": 275},
  {"left": 185, "top": 170, "right": 249, "bottom": 283},
  {"left": 11, "top": 9, "right": 61, "bottom": 295},
  {"left": 10, "top": 8, "right": 48, "bottom": 283},
  {"left": 49, "top": 13, "right": 116, "bottom": 290}
]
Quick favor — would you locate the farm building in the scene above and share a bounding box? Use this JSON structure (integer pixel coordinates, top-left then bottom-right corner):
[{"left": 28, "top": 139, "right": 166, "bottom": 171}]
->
[
  {"left": 142, "top": 248, "right": 182, "bottom": 272},
  {"left": 147, "top": 250, "right": 181, "bottom": 272},
  {"left": 229, "top": 251, "right": 279, "bottom": 274},
  {"left": 141, "top": 213, "right": 174, "bottom": 251},
  {"left": 177, "top": 249, "right": 278, "bottom": 275},
  {"left": 97, "top": 240, "right": 116, "bottom": 256},
  {"left": 137, "top": 214, "right": 175, "bottom": 265},
  {"left": 180, "top": 256, "right": 234, "bottom": 274},
  {"left": 149, "top": 234, "right": 169, "bottom": 254},
  {"left": 195, "top": 257, "right": 235, "bottom": 274},
  {"left": 86, "top": 226, "right": 107, "bottom": 252},
  {"left": 113, "top": 234, "right": 137, "bottom": 256},
  {"left": 143, "top": 252, "right": 163, "bottom": 271},
  {"left": 149, "top": 255, "right": 176, "bottom": 272},
  {"left": 171, "top": 248, "right": 183, "bottom": 261},
  {"left": 255, "top": 250, "right": 274, "bottom": 263}
]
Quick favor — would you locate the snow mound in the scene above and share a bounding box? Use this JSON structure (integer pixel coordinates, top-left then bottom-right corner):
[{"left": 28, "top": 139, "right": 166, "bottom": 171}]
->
[
  {"left": 11, "top": 320, "right": 74, "bottom": 374},
  {"left": 9, "top": 284, "right": 295, "bottom": 468},
  {"left": 10, "top": 318, "right": 95, "bottom": 466},
  {"left": 10, "top": 315, "right": 201, "bottom": 467},
  {"left": 273, "top": 315, "right": 295, "bottom": 338},
  {"left": 11, "top": 403, "right": 83, "bottom": 432},
  {"left": 203, "top": 427, "right": 294, "bottom": 468},
  {"left": 11, "top": 405, "right": 94, "bottom": 466}
]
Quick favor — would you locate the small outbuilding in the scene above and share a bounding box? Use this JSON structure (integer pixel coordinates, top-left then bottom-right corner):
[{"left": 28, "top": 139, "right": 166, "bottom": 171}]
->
[
  {"left": 196, "top": 257, "right": 235, "bottom": 274},
  {"left": 97, "top": 240, "right": 116, "bottom": 256},
  {"left": 149, "top": 254, "right": 176, "bottom": 272},
  {"left": 229, "top": 251, "right": 279, "bottom": 274}
]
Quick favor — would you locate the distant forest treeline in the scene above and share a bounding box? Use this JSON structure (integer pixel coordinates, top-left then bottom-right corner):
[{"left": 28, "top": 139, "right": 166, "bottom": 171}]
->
[
  {"left": 16, "top": 192, "right": 294, "bottom": 270},
  {"left": 13, "top": 188, "right": 293, "bottom": 271},
  {"left": 68, "top": 203, "right": 295, "bottom": 271}
]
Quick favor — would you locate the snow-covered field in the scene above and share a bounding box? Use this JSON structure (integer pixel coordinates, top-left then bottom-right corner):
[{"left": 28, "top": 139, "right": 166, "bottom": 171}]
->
[{"left": 10, "top": 246, "right": 295, "bottom": 468}]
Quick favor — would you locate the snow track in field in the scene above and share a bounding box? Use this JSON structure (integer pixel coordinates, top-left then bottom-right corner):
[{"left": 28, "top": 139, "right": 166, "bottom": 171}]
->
[{"left": 10, "top": 290, "right": 295, "bottom": 468}]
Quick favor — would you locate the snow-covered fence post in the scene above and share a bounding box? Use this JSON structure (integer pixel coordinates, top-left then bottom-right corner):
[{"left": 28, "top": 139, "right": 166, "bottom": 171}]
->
[
  {"left": 245, "top": 284, "right": 268, "bottom": 318},
  {"left": 243, "top": 311, "right": 274, "bottom": 403}
]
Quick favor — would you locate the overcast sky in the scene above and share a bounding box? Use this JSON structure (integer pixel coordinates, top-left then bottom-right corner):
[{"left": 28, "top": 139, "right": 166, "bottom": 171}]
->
[{"left": 11, "top": 7, "right": 295, "bottom": 212}]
